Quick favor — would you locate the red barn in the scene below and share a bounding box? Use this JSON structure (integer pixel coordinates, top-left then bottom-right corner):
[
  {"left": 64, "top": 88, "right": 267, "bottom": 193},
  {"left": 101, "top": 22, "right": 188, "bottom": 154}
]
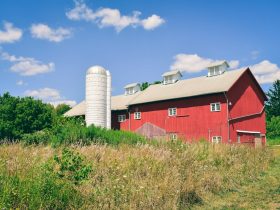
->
[{"left": 65, "top": 61, "right": 267, "bottom": 146}]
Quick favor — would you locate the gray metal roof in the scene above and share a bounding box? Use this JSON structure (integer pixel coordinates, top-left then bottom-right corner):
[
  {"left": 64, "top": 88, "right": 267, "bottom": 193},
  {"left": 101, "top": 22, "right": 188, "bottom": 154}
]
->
[
  {"left": 65, "top": 68, "right": 248, "bottom": 117},
  {"left": 128, "top": 68, "right": 246, "bottom": 106},
  {"left": 64, "top": 91, "right": 141, "bottom": 117},
  {"left": 207, "top": 60, "right": 229, "bottom": 68},
  {"left": 162, "top": 70, "right": 182, "bottom": 77},
  {"left": 64, "top": 100, "right": 86, "bottom": 117},
  {"left": 124, "top": 83, "right": 140, "bottom": 88}
]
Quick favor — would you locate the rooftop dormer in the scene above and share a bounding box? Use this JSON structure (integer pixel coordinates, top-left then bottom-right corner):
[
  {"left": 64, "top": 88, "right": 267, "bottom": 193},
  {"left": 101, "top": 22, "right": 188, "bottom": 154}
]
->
[
  {"left": 124, "top": 83, "right": 141, "bottom": 95},
  {"left": 207, "top": 61, "right": 229, "bottom": 77},
  {"left": 162, "top": 70, "right": 182, "bottom": 85}
]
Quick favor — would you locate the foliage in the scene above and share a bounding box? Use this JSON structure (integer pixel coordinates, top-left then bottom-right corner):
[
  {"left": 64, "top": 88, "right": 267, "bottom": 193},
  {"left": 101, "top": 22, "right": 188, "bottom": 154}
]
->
[
  {"left": 266, "top": 79, "right": 280, "bottom": 119},
  {"left": 53, "top": 148, "right": 92, "bottom": 185},
  {"left": 55, "top": 104, "right": 71, "bottom": 116},
  {"left": 267, "top": 116, "right": 280, "bottom": 139},
  {"left": 140, "top": 81, "right": 162, "bottom": 91},
  {"left": 50, "top": 116, "right": 147, "bottom": 146},
  {"left": 140, "top": 82, "right": 149, "bottom": 91},
  {"left": 0, "top": 143, "right": 274, "bottom": 209},
  {"left": 22, "top": 130, "right": 51, "bottom": 145},
  {"left": 0, "top": 92, "right": 54, "bottom": 140}
]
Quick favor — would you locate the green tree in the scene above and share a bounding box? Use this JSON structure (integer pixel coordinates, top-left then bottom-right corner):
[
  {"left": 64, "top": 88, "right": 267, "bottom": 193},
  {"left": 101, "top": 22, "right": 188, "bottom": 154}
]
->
[
  {"left": 140, "top": 81, "right": 162, "bottom": 91},
  {"left": 266, "top": 116, "right": 280, "bottom": 138},
  {"left": 0, "top": 92, "right": 54, "bottom": 140},
  {"left": 55, "top": 104, "right": 71, "bottom": 116},
  {"left": 266, "top": 80, "right": 280, "bottom": 119},
  {"left": 140, "top": 82, "right": 149, "bottom": 91}
]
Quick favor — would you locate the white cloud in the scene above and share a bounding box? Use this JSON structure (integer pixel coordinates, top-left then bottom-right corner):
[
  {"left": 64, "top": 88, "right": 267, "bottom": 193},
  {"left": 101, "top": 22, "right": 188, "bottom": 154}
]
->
[
  {"left": 228, "top": 60, "right": 240, "bottom": 69},
  {"left": 16, "top": 80, "right": 27, "bottom": 86},
  {"left": 141, "top": 15, "right": 165, "bottom": 30},
  {"left": 1, "top": 51, "right": 54, "bottom": 76},
  {"left": 49, "top": 100, "right": 77, "bottom": 107},
  {"left": 0, "top": 22, "right": 22, "bottom": 43},
  {"left": 170, "top": 54, "right": 239, "bottom": 73},
  {"left": 66, "top": 1, "right": 165, "bottom": 32},
  {"left": 24, "top": 88, "right": 77, "bottom": 107},
  {"left": 30, "top": 24, "right": 72, "bottom": 42},
  {"left": 250, "top": 50, "right": 260, "bottom": 60},
  {"left": 248, "top": 60, "right": 280, "bottom": 84}
]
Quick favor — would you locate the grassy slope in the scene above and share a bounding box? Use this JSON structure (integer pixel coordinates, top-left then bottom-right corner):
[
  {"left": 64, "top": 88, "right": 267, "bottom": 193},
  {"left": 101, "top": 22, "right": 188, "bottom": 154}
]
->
[
  {"left": 0, "top": 143, "right": 279, "bottom": 209},
  {"left": 196, "top": 146, "right": 280, "bottom": 209}
]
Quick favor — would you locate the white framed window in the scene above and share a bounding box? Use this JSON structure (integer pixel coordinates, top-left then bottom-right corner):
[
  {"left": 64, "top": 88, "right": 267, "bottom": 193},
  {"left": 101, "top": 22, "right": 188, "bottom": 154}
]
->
[
  {"left": 125, "top": 87, "right": 134, "bottom": 95},
  {"left": 168, "top": 108, "right": 177, "bottom": 116},
  {"left": 170, "top": 133, "right": 178, "bottom": 140},
  {"left": 118, "top": 115, "right": 126, "bottom": 122},
  {"left": 210, "top": 102, "right": 221, "bottom": 112},
  {"left": 212, "top": 136, "right": 222, "bottom": 144},
  {"left": 134, "top": 112, "right": 141, "bottom": 120}
]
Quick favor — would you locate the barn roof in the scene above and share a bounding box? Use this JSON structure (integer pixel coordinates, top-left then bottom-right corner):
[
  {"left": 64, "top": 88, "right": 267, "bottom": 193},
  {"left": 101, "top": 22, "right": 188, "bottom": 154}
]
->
[
  {"left": 65, "top": 68, "right": 265, "bottom": 117},
  {"left": 64, "top": 92, "right": 141, "bottom": 117},
  {"left": 64, "top": 100, "right": 86, "bottom": 117},
  {"left": 128, "top": 68, "right": 247, "bottom": 106}
]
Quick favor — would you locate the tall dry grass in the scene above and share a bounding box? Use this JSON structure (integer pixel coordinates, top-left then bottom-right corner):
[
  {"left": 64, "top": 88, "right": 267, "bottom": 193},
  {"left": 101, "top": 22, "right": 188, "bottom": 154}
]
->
[{"left": 0, "top": 142, "right": 272, "bottom": 209}]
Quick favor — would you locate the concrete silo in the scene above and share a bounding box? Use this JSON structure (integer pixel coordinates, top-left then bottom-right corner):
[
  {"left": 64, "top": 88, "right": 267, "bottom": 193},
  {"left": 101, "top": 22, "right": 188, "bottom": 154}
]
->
[{"left": 85, "top": 66, "right": 111, "bottom": 128}]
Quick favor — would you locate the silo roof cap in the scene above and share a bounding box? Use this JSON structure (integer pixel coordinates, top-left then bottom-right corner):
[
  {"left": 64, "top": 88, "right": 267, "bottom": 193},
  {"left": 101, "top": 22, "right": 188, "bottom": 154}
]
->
[{"left": 87, "top": 65, "right": 107, "bottom": 75}]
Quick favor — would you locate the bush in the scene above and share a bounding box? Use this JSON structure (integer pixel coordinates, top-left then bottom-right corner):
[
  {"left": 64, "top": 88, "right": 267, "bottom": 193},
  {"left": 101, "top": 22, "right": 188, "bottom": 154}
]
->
[
  {"left": 267, "top": 116, "right": 280, "bottom": 138},
  {"left": 49, "top": 116, "right": 147, "bottom": 146},
  {"left": 22, "top": 130, "right": 52, "bottom": 145},
  {"left": 0, "top": 92, "right": 54, "bottom": 141},
  {"left": 53, "top": 148, "right": 92, "bottom": 185}
]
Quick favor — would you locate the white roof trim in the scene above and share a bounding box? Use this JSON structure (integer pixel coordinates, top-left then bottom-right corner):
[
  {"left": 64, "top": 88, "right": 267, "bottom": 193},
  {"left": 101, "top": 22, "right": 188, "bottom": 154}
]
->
[
  {"left": 124, "top": 83, "right": 140, "bottom": 88},
  {"left": 162, "top": 70, "right": 182, "bottom": 77},
  {"left": 236, "top": 130, "right": 261, "bottom": 134},
  {"left": 207, "top": 61, "right": 229, "bottom": 68}
]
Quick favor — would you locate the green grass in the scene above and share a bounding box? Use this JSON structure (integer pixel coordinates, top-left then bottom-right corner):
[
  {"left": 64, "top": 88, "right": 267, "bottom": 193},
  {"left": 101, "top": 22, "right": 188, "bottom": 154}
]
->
[
  {"left": 195, "top": 146, "right": 280, "bottom": 209},
  {"left": 267, "top": 138, "right": 280, "bottom": 146},
  {"left": 0, "top": 142, "right": 278, "bottom": 209}
]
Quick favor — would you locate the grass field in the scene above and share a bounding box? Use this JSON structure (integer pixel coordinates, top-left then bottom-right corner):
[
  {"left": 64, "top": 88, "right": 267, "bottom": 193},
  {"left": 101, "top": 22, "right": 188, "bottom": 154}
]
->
[{"left": 0, "top": 142, "right": 279, "bottom": 209}]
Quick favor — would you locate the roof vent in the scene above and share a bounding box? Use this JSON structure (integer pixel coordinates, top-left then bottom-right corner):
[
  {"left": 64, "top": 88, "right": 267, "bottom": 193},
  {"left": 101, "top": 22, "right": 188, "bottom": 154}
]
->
[
  {"left": 162, "top": 70, "right": 182, "bottom": 85},
  {"left": 124, "top": 83, "right": 141, "bottom": 95},
  {"left": 207, "top": 61, "right": 229, "bottom": 77}
]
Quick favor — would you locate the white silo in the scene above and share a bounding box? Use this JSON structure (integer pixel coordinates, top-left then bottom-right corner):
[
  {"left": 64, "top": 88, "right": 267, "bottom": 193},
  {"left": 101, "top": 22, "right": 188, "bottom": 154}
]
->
[
  {"left": 106, "top": 70, "right": 111, "bottom": 129},
  {"left": 85, "top": 65, "right": 111, "bottom": 128}
]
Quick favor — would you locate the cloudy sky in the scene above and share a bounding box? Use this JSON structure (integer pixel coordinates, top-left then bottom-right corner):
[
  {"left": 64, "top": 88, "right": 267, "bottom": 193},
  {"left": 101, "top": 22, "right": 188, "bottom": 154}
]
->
[{"left": 0, "top": 0, "right": 280, "bottom": 106}]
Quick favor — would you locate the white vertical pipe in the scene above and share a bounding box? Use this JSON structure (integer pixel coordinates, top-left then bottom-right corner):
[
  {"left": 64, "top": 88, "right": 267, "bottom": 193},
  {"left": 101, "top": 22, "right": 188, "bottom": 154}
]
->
[{"left": 106, "top": 70, "right": 111, "bottom": 129}]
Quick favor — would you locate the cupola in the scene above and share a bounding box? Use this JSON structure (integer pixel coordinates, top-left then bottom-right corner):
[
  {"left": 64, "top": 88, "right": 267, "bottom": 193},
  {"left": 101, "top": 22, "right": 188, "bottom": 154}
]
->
[
  {"left": 207, "top": 61, "right": 229, "bottom": 77},
  {"left": 124, "top": 83, "right": 141, "bottom": 95},
  {"left": 162, "top": 70, "right": 182, "bottom": 85}
]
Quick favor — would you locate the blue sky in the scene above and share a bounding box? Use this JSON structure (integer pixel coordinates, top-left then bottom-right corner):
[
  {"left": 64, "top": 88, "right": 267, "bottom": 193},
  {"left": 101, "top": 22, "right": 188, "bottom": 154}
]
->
[{"left": 0, "top": 0, "right": 280, "bottom": 106}]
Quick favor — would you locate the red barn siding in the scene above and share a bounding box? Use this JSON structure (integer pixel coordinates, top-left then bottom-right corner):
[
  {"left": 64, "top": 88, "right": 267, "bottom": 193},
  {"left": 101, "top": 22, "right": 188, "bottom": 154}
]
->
[
  {"left": 113, "top": 94, "right": 228, "bottom": 142},
  {"left": 227, "top": 70, "right": 266, "bottom": 145}
]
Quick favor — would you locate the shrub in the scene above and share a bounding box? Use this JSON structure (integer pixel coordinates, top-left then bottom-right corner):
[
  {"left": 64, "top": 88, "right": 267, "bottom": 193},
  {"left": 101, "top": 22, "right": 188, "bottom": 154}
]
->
[
  {"left": 0, "top": 92, "right": 54, "bottom": 141},
  {"left": 22, "top": 130, "right": 51, "bottom": 145},
  {"left": 53, "top": 148, "right": 92, "bottom": 185},
  {"left": 267, "top": 116, "right": 280, "bottom": 139}
]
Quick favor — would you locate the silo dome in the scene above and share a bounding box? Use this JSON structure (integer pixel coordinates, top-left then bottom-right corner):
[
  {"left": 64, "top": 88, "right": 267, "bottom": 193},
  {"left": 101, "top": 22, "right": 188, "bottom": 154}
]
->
[
  {"left": 85, "top": 65, "right": 111, "bottom": 128},
  {"left": 87, "top": 66, "right": 107, "bottom": 75}
]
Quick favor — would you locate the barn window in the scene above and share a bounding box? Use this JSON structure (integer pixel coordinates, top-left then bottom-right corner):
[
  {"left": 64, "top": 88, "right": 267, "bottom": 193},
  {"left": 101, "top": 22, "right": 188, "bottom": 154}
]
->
[
  {"left": 134, "top": 112, "right": 141, "bottom": 120},
  {"left": 118, "top": 115, "right": 126, "bottom": 122},
  {"left": 168, "top": 108, "right": 177, "bottom": 116},
  {"left": 170, "top": 133, "right": 178, "bottom": 140},
  {"left": 212, "top": 136, "right": 222, "bottom": 143},
  {"left": 210, "top": 102, "right": 221, "bottom": 112}
]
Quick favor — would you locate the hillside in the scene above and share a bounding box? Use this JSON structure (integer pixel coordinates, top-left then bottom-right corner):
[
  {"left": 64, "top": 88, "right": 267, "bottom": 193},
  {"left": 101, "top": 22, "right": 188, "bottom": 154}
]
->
[{"left": 0, "top": 142, "right": 279, "bottom": 209}]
